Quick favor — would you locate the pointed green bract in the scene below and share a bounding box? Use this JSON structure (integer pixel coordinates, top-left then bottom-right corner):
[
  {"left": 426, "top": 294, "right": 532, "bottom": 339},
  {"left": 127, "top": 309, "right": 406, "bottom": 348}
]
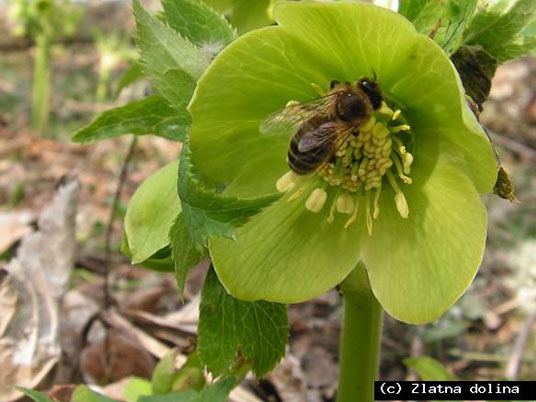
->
[
  {"left": 163, "top": 0, "right": 236, "bottom": 55},
  {"left": 169, "top": 214, "right": 204, "bottom": 296},
  {"left": 133, "top": 0, "right": 211, "bottom": 112},
  {"left": 72, "top": 95, "right": 189, "bottom": 143},
  {"left": 125, "top": 161, "right": 180, "bottom": 264},
  {"left": 439, "top": 0, "right": 478, "bottom": 53},
  {"left": 464, "top": 0, "right": 536, "bottom": 62},
  {"left": 178, "top": 146, "right": 280, "bottom": 246},
  {"left": 198, "top": 268, "right": 288, "bottom": 377}
]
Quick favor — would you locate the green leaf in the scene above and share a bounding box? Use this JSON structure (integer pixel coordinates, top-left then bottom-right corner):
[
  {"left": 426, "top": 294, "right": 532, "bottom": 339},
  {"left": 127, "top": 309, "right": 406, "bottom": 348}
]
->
[
  {"left": 140, "top": 377, "right": 236, "bottom": 402},
  {"left": 140, "top": 391, "right": 197, "bottom": 402},
  {"left": 398, "top": 0, "right": 443, "bottom": 34},
  {"left": 198, "top": 268, "right": 288, "bottom": 377},
  {"left": 13, "top": 388, "right": 54, "bottom": 402},
  {"left": 163, "top": 0, "right": 236, "bottom": 56},
  {"left": 439, "top": 0, "right": 478, "bottom": 54},
  {"left": 71, "top": 386, "right": 119, "bottom": 402},
  {"left": 169, "top": 214, "right": 204, "bottom": 296},
  {"left": 124, "top": 377, "right": 152, "bottom": 402},
  {"left": 133, "top": 0, "right": 211, "bottom": 113},
  {"left": 125, "top": 160, "right": 180, "bottom": 264},
  {"left": 404, "top": 356, "right": 456, "bottom": 381},
  {"left": 152, "top": 349, "right": 178, "bottom": 394},
  {"left": 115, "top": 60, "right": 145, "bottom": 97},
  {"left": 464, "top": 0, "right": 536, "bottom": 61},
  {"left": 178, "top": 145, "right": 280, "bottom": 247},
  {"left": 171, "top": 350, "right": 206, "bottom": 392},
  {"left": 121, "top": 233, "right": 175, "bottom": 272},
  {"left": 189, "top": 377, "right": 236, "bottom": 402},
  {"left": 72, "top": 95, "right": 189, "bottom": 144}
]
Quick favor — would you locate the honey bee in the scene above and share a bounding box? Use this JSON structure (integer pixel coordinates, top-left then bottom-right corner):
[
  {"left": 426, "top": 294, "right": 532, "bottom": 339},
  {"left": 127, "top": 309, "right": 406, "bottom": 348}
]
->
[{"left": 260, "top": 78, "right": 384, "bottom": 175}]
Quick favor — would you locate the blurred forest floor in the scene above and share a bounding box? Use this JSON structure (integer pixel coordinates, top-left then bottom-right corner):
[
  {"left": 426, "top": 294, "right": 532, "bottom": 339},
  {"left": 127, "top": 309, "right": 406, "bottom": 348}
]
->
[{"left": 1, "top": 4, "right": 536, "bottom": 401}]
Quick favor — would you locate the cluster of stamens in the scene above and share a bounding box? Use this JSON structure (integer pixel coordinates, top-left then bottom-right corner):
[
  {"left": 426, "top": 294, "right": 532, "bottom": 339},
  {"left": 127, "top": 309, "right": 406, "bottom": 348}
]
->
[{"left": 276, "top": 102, "right": 414, "bottom": 235}]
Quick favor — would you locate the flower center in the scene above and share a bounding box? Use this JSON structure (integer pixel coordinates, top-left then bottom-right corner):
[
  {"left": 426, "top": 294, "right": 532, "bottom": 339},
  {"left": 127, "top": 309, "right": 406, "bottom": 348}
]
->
[{"left": 276, "top": 102, "right": 414, "bottom": 235}]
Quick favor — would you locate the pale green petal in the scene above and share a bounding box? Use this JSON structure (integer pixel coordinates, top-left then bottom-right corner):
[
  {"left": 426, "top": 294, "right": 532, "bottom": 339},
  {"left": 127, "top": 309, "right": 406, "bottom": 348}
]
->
[
  {"left": 189, "top": 26, "right": 330, "bottom": 196},
  {"left": 125, "top": 161, "right": 180, "bottom": 263},
  {"left": 209, "top": 179, "right": 366, "bottom": 302},
  {"left": 361, "top": 158, "right": 487, "bottom": 324}
]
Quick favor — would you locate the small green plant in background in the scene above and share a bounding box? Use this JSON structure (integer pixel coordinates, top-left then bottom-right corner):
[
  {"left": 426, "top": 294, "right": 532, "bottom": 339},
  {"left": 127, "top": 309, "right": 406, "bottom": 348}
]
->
[
  {"left": 68, "top": 0, "right": 536, "bottom": 401},
  {"left": 94, "top": 32, "right": 137, "bottom": 104},
  {"left": 8, "top": 0, "right": 82, "bottom": 135}
]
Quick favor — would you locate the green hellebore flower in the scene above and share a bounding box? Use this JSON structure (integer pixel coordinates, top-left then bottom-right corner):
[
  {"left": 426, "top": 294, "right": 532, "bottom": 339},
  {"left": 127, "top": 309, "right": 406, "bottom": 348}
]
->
[{"left": 187, "top": 1, "right": 497, "bottom": 324}]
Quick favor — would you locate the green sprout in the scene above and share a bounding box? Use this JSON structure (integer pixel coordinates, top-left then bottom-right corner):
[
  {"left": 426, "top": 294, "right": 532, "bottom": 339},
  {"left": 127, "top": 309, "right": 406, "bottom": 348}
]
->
[
  {"left": 94, "top": 32, "right": 137, "bottom": 103},
  {"left": 8, "top": 0, "right": 82, "bottom": 135}
]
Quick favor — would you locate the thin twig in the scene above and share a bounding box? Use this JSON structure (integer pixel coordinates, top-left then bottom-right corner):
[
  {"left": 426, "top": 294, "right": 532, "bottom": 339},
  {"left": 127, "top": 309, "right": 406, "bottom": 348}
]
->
[
  {"left": 488, "top": 130, "right": 536, "bottom": 161},
  {"left": 505, "top": 309, "right": 536, "bottom": 380},
  {"left": 103, "top": 135, "right": 138, "bottom": 381}
]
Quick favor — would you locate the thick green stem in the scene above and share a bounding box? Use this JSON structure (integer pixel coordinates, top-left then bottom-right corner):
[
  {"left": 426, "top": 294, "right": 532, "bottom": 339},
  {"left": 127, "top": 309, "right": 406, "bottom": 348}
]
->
[
  {"left": 337, "top": 264, "right": 383, "bottom": 402},
  {"left": 32, "top": 33, "right": 51, "bottom": 135}
]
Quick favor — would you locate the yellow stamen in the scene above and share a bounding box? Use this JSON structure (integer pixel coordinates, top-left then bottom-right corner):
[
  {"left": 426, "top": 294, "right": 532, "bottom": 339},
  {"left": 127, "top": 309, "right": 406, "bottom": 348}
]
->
[
  {"left": 287, "top": 188, "right": 304, "bottom": 202},
  {"left": 305, "top": 188, "right": 327, "bottom": 213},
  {"left": 365, "top": 193, "right": 373, "bottom": 235},
  {"left": 358, "top": 157, "right": 369, "bottom": 176},
  {"left": 276, "top": 171, "right": 299, "bottom": 192},
  {"left": 344, "top": 198, "right": 360, "bottom": 229},
  {"left": 402, "top": 152, "right": 414, "bottom": 174},
  {"left": 361, "top": 116, "right": 376, "bottom": 132},
  {"left": 378, "top": 101, "right": 394, "bottom": 117},
  {"left": 390, "top": 124, "right": 411, "bottom": 133},
  {"left": 372, "top": 122, "right": 390, "bottom": 139},
  {"left": 392, "top": 109, "right": 401, "bottom": 120},
  {"left": 395, "top": 192, "right": 409, "bottom": 218},
  {"left": 393, "top": 156, "right": 412, "bottom": 184},
  {"left": 327, "top": 197, "right": 337, "bottom": 224},
  {"left": 311, "top": 82, "right": 326, "bottom": 97},
  {"left": 372, "top": 187, "right": 381, "bottom": 219},
  {"left": 336, "top": 194, "right": 354, "bottom": 214}
]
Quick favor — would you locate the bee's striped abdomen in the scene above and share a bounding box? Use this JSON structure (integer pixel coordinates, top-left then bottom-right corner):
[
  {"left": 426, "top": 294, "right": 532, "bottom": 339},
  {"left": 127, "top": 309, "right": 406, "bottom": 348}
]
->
[{"left": 288, "top": 118, "right": 337, "bottom": 175}]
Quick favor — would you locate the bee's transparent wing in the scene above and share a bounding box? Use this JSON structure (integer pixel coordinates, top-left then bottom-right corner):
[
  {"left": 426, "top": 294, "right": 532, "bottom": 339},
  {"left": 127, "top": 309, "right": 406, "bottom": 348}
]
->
[
  {"left": 297, "top": 122, "right": 338, "bottom": 153},
  {"left": 259, "top": 94, "right": 339, "bottom": 137}
]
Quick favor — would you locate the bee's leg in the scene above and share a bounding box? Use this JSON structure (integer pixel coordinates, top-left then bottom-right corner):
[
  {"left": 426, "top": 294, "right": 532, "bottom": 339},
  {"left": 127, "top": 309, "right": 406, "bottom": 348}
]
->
[{"left": 311, "top": 82, "right": 326, "bottom": 97}]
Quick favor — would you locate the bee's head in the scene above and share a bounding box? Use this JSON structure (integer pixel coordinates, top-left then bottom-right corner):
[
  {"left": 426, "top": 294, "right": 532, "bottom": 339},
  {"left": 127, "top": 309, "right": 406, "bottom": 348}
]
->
[
  {"left": 335, "top": 92, "right": 370, "bottom": 122},
  {"left": 358, "top": 78, "right": 383, "bottom": 110}
]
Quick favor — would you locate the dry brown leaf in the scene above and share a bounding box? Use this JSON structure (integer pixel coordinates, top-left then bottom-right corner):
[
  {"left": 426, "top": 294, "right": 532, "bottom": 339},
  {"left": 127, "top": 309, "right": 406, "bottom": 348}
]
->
[
  {"left": 0, "top": 179, "right": 79, "bottom": 402},
  {"left": 0, "top": 211, "right": 34, "bottom": 254}
]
